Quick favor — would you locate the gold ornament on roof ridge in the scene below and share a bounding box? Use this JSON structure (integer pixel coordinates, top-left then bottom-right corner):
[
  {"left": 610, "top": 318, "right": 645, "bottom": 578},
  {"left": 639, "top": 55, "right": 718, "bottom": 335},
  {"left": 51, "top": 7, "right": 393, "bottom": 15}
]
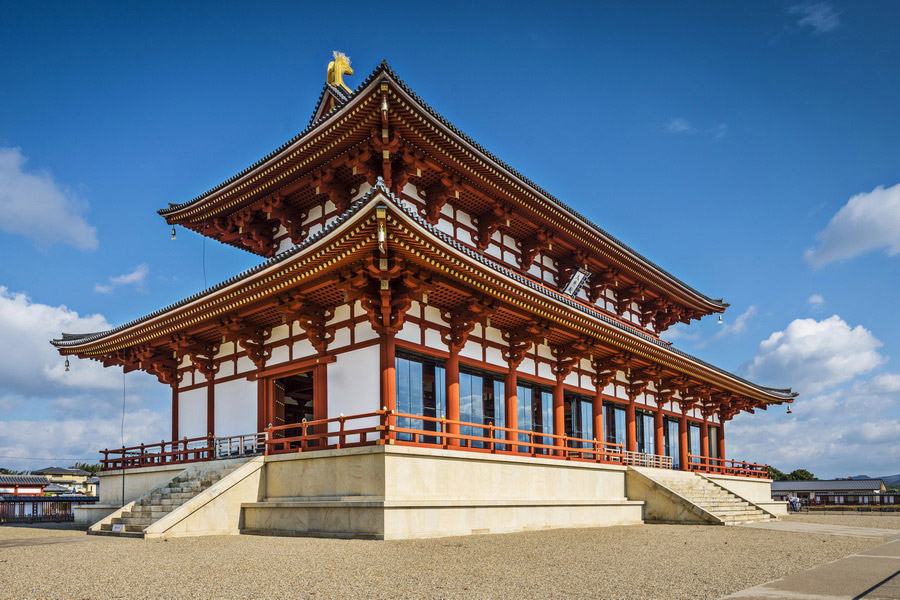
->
[{"left": 327, "top": 51, "right": 354, "bottom": 93}]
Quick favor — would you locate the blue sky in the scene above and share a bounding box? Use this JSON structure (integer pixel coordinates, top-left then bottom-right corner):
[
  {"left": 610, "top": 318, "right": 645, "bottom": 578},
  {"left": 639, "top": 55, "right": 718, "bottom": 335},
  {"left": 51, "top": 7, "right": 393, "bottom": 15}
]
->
[{"left": 0, "top": 1, "right": 897, "bottom": 477}]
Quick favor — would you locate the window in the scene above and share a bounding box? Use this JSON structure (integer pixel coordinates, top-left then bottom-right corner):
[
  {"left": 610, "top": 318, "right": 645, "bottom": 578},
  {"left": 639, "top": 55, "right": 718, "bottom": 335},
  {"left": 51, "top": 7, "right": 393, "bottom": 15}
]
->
[
  {"left": 604, "top": 402, "right": 626, "bottom": 448},
  {"left": 564, "top": 392, "right": 593, "bottom": 449},
  {"left": 459, "top": 366, "right": 505, "bottom": 448},
  {"left": 396, "top": 350, "right": 445, "bottom": 442},
  {"left": 708, "top": 426, "right": 719, "bottom": 459},
  {"left": 635, "top": 411, "right": 655, "bottom": 455},
  {"left": 664, "top": 418, "right": 680, "bottom": 469},
  {"left": 688, "top": 423, "right": 701, "bottom": 463},
  {"left": 517, "top": 383, "right": 553, "bottom": 453}
]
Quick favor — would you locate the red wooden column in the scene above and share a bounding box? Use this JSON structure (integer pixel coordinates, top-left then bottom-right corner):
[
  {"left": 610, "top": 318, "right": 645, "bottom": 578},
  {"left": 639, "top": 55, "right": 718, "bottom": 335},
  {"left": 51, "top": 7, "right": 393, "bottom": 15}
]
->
[
  {"left": 718, "top": 420, "right": 726, "bottom": 462},
  {"left": 445, "top": 348, "right": 460, "bottom": 447},
  {"left": 380, "top": 333, "right": 397, "bottom": 442},
  {"left": 504, "top": 366, "right": 517, "bottom": 447},
  {"left": 700, "top": 420, "right": 710, "bottom": 467},
  {"left": 171, "top": 387, "right": 179, "bottom": 440},
  {"left": 654, "top": 406, "right": 664, "bottom": 458},
  {"left": 678, "top": 413, "right": 689, "bottom": 471},
  {"left": 553, "top": 376, "right": 565, "bottom": 455},
  {"left": 206, "top": 378, "right": 215, "bottom": 437},
  {"left": 592, "top": 388, "right": 604, "bottom": 453},
  {"left": 625, "top": 396, "right": 637, "bottom": 453}
]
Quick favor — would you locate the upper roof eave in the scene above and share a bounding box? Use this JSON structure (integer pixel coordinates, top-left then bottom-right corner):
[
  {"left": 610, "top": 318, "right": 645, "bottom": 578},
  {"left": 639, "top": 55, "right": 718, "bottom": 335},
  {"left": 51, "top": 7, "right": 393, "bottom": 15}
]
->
[{"left": 61, "top": 180, "right": 795, "bottom": 403}]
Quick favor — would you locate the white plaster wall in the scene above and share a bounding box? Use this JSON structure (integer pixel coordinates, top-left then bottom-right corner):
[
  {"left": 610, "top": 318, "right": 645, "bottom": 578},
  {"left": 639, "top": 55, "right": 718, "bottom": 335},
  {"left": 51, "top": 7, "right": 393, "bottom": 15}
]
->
[
  {"left": 328, "top": 345, "right": 381, "bottom": 432},
  {"left": 178, "top": 387, "right": 208, "bottom": 438},
  {"left": 269, "top": 345, "right": 289, "bottom": 365},
  {"left": 215, "top": 378, "right": 258, "bottom": 437}
]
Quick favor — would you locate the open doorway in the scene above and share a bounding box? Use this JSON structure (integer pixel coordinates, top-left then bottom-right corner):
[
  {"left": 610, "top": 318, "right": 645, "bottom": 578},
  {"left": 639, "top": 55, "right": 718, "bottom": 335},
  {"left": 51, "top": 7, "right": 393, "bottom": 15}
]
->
[{"left": 273, "top": 371, "right": 315, "bottom": 436}]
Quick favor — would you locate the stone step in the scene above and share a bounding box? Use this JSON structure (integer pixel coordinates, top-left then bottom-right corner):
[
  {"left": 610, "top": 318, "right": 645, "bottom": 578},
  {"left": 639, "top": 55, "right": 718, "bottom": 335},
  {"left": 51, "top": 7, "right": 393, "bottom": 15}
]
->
[{"left": 100, "top": 522, "right": 148, "bottom": 533}]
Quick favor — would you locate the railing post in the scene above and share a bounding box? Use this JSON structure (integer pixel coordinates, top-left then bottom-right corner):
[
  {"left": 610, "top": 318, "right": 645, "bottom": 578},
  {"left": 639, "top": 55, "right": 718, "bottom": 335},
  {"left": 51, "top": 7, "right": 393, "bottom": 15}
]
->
[{"left": 338, "top": 414, "right": 346, "bottom": 448}]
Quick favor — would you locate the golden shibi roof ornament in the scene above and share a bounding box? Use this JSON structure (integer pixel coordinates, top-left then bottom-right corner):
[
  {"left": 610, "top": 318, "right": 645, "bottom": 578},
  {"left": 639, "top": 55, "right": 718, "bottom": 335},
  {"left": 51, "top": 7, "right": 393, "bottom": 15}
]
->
[{"left": 326, "top": 51, "right": 354, "bottom": 93}]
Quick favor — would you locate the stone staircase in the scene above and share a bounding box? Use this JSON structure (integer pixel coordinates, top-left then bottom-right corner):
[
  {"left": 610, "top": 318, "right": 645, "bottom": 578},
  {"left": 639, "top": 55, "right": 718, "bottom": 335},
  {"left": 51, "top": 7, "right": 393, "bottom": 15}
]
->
[
  {"left": 628, "top": 468, "right": 773, "bottom": 525},
  {"left": 93, "top": 463, "right": 235, "bottom": 538}
]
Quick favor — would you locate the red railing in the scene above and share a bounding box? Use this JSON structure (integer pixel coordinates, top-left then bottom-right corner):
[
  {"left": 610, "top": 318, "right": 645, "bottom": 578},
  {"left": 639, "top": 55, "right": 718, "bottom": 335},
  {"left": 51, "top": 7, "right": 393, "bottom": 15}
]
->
[
  {"left": 101, "top": 436, "right": 214, "bottom": 471},
  {"left": 98, "top": 412, "right": 768, "bottom": 479},
  {"left": 686, "top": 455, "right": 769, "bottom": 479},
  {"left": 264, "top": 410, "right": 627, "bottom": 465}
]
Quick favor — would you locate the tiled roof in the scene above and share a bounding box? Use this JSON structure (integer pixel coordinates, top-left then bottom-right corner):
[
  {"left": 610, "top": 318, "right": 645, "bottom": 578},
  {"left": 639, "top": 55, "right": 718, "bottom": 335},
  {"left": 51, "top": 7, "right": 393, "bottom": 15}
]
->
[
  {"left": 0, "top": 475, "right": 48, "bottom": 486},
  {"left": 772, "top": 479, "right": 885, "bottom": 492},
  {"left": 31, "top": 466, "right": 90, "bottom": 475},
  {"left": 55, "top": 181, "right": 796, "bottom": 401},
  {"left": 157, "top": 61, "right": 726, "bottom": 311}
]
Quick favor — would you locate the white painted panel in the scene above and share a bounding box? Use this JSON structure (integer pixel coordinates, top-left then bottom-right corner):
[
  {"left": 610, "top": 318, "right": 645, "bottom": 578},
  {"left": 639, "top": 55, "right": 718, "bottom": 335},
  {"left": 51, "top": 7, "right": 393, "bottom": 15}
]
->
[
  {"left": 402, "top": 182, "right": 421, "bottom": 200},
  {"left": 218, "top": 361, "right": 234, "bottom": 378},
  {"left": 528, "top": 264, "right": 542, "bottom": 278},
  {"left": 603, "top": 382, "right": 615, "bottom": 396},
  {"left": 292, "top": 339, "right": 315, "bottom": 360},
  {"left": 328, "top": 345, "right": 380, "bottom": 431},
  {"left": 214, "top": 378, "right": 257, "bottom": 437},
  {"left": 459, "top": 342, "right": 481, "bottom": 361},
  {"left": 436, "top": 219, "right": 454, "bottom": 236},
  {"left": 536, "top": 344, "right": 553, "bottom": 360},
  {"left": 542, "top": 271, "right": 555, "bottom": 285},
  {"left": 355, "top": 325, "right": 379, "bottom": 344},
  {"left": 329, "top": 304, "right": 351, "bottom": 324},
  {"left": 269, "top": 345, "right": 289, "bottom": 365},
  {"left": 178, "top": 356, "right": 192, "bottom": 369},
  {"left": 565, "top": 372, "right": 579, "bottom": 388},
  {"left": 193, "top": 371, "right": 207, "bottom": 386},
  {"left": 424, "top": 328, "right": 443, "bottom": 349},
  {"left": 580, "top": 374, "right": 593, "bottom": 389},
  {"left": 537, "top": 362, "right": 553, "bottom": 380},
  {"left": 396, "top": 321, "right": 419, "bottom": 343},
  {"left": 440, "top": 203, "right": 454, "bottom": 217},
  {"left": 236, "top": 356, "right": 256, "bottom": 374},
  {"left": 277, "top": 238, "right": 294, "bottom": 253},
  {"left": 519, "top": 358, "right": 535, "bottom": 375},
  {"left": 399, "top": 198, "right": 417, "bottom": 213},
  {"left": 215, "top": 342, "right": 235, "bottom": 359},
  {"left": 484, "top": 326, "right": 504, "bottom": 344},
  {"left": 178, "top": 387, "right": 207, "bottom": 439},
  {"left": 178, "top": 372, "right": 192, "bottom": 389},
  {"left": 308, "top": 223, "right": 322, "bottom": 237},
  {"left": 503, "top": 234, "right": 517, "bottom": 249},
  {"left": 485, "top": 346, "right": 505, "bottom": 367},
  {"left": 485, "top": 244, "right": 502, "bottom": 259},
  {"left": 354, "top": 182, "right": 372, "bottom": 199},
  {"left": 269, "top": 325, "right": 290, "bottom": 344},
  {"left": 456, "top": 210, "right": 474, "bottom": 228},
  {"left": 423, "top": 306, "right": 446, "bottom": 325},
  {"left": 331, "top": 327, "right": 351, "bottom": 349},
  {"left": 457, "top": 229, "right": 472, "bottom": 246},
  {"left": 324, "top": 200, "right": 337, "bottom": 213}
]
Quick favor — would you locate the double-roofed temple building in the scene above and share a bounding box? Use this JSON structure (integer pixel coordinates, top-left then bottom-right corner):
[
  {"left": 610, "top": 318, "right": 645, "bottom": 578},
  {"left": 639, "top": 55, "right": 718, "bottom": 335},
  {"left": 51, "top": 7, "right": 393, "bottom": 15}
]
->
[{"left": 54, "top": 54, "right": 795, "bottom": 539}]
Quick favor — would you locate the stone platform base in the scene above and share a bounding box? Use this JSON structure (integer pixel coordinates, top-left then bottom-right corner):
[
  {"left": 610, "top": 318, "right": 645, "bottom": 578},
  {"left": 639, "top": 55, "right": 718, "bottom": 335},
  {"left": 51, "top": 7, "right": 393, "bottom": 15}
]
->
[{"left": 241, "top": 446, "right": 643, "bottom": 539}]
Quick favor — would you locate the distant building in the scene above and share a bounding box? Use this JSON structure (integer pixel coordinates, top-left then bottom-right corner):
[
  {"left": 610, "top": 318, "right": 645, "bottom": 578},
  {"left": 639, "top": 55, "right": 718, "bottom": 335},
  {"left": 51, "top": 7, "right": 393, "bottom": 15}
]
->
[
  {"left": 772, "top": 479, "right": 894, "bottom": 505},
  {"left": 31, "top": 467, "right": 92, "bottom": 494},
  {"left": 84, "top": 476, "right": 99, "bottom": 496},
  {"left": 0, "top": 475, "right": 49, "bottom": 496}
]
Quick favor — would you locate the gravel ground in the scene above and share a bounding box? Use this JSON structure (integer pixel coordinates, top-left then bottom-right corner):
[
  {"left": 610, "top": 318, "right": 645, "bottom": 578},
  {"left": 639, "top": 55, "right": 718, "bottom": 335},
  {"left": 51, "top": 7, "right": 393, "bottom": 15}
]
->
[
  {"left": 0, "top": 522, "right": 889, "bottom": 600},
  {"left": 782, "top": 513, "right": 900, "bottom": 530}
]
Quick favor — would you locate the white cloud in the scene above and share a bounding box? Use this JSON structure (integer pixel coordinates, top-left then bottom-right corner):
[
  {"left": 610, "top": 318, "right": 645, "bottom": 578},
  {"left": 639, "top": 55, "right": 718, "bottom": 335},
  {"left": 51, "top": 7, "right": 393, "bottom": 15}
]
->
[
  {"left": 0, "top": 287, "right": 169, "bottom": 470},
  {"left": 807, "top": 294, "right": 825, "bottom": 307},
  {"left": 94, "top": 264, "right": 149, "bottom": 294},
  {"left": 715, "top": 305, "right": 757, "bottom": 339},
  {"left": 0, "top": 146, "right": 98, "bottom": 250},
  {"left": 790, "top": 2, "right": 841, "bottom": 34},
  {"left": 742, "top": 315, "right": 885, "bottom": 395},
  {"left": 728, "top": 372, "right": 900, "bottom": 478},
  {"left": 0, "top": 286, "right": 121, "bottom": 395},
  {"left": 804, "top": 182, "right": 900, "bottom": 267},
  {"left": 714, "top": 123, "right": 728, "bottom": 140},
  {"left": 665, "top": 118, "right": 695, "bottom": 134}
]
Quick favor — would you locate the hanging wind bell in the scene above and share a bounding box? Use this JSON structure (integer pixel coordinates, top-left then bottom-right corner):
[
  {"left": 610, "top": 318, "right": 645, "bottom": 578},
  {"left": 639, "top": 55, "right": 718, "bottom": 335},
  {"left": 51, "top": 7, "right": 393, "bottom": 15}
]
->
[
  {"left": 64, "top": 357, "right": 70, "bottom": 372},
  {"left": 171, "top": 226, "right": 177, "bottom": 241}
]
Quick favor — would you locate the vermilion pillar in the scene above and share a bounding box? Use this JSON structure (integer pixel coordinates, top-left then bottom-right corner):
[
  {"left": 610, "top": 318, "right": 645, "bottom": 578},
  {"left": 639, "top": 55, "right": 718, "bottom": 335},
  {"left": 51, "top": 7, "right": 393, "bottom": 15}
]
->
[
  {"left": 206, "top": 379, "right": 215, "bottom": 437},
  {"left": 654, "top": 407, "right": 664, "bottom": 457},
  {"left": 505, "top": 366, "right": 517, "bottom": 446},
  {"left": 626, "top": 396, "right": 637, "bottom": 453},
  {"left": 171, "top": 387, "right": 179, "bottom": 440},
  {"left": 446, "top": 349, "right": 460, "bottom": 447},
  {"left": 678, "top": 413, "right": 688, "bottom": 471},
  {"left": 700, "top": 420, "right": 710, "bottom": 466},
  {"left": 718, "top": 421, "right": 726, "bottom": 462},
  {"left": 380, "top": 334, "right": 396, "bottom": 412},
  {"left": 592, "top": 388, "right": 604, "bottom": 452},
  {"left": 553, "top": 377, "right": 565, "bottom": 455}
]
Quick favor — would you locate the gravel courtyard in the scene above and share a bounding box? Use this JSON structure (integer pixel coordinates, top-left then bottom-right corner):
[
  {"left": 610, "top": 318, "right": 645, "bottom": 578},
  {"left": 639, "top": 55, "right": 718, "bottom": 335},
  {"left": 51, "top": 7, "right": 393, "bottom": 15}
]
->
[{"left": 0, "top": 516, "right": 895, "bottom": 600}]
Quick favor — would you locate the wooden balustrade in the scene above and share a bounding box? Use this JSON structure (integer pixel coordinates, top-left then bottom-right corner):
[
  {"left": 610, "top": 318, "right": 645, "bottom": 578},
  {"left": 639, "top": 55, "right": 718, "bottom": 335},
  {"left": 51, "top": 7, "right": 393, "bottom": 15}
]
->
[
  {"left": 686, "top": 454, "right": 769, "bottom": 478},
  {"left": 98, "top": 412, "right": 768, "bottom": 479}
]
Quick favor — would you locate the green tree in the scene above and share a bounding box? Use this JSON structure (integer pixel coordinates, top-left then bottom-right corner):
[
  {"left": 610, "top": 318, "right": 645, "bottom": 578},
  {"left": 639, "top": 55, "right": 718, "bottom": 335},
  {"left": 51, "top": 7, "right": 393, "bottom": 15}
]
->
[
  {"left": 768, "top": 466, "right": 787, "bottom": 480},
  {"left": 788, "top": 469, "right": 816, "bottom": 481},
  {"left": 69, "top": 462, "right": 101, "bottom": 476},
  {"left": 0, "top": 467, "right": 27, "bottom": 475}
]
